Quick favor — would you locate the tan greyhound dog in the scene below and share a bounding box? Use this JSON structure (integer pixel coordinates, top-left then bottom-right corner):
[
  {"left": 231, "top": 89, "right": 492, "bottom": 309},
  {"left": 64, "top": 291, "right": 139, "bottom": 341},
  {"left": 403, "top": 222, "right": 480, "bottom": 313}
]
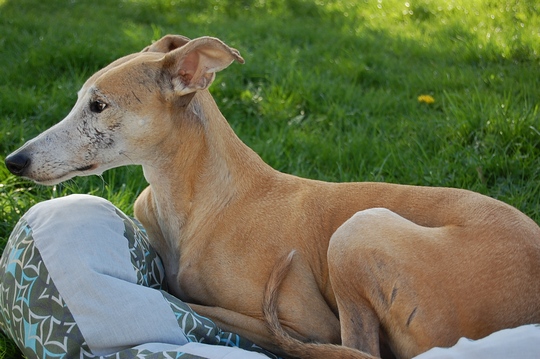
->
[{"left": 5, "top": 35, "right": 540, "bottom": 359}]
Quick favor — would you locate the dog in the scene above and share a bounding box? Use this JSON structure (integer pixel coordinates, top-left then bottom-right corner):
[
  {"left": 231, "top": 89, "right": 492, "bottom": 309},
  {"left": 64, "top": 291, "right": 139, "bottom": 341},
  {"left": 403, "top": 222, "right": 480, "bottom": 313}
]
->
[{"left": 5, "top": 35, "right": 540, "bottom": 359}]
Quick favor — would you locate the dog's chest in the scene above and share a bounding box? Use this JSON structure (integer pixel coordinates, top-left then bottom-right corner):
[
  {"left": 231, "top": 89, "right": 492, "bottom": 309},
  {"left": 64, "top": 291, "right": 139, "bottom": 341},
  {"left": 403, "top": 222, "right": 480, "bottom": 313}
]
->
[
  {"left": 175, "top": 257, "right": 207, "bottom": 302},
  {"left": 175, "top": 256, "right": 231, "bottom": 305},
  {"left": 173, "top": 239, "right": 264, "bottom": 309}
]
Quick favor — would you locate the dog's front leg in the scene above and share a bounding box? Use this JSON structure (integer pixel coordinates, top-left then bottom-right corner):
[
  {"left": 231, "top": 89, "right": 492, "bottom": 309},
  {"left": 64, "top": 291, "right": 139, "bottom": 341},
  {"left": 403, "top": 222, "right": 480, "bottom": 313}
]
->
[{"left": 188, "top": 303, "right": 285, "bottom": 354}]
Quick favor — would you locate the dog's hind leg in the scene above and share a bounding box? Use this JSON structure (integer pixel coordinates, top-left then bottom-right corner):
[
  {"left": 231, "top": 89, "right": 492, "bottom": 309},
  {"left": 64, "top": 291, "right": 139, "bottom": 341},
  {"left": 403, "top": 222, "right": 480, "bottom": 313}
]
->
[{"left": 328, "top": 208, "right": 452, "bottom": 359}]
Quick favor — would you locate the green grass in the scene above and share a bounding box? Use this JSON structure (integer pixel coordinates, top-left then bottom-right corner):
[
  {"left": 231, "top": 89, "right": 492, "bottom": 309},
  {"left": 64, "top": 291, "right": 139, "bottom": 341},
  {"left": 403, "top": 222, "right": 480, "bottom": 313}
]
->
[{"left": 1, "top": 0, "right": 539, "bottom": 357}]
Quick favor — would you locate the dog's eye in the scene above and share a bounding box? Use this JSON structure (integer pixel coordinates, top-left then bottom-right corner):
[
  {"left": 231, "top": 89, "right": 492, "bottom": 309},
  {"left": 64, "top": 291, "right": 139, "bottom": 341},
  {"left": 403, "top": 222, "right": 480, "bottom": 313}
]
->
[{"left": 90, "top": 100, "right": 107, "bottom": 113}]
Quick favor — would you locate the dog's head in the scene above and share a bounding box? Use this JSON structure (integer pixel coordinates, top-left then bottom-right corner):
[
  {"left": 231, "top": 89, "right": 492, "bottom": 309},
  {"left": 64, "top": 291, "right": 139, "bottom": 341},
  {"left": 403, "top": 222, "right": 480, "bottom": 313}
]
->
[{"left": 4, "top": 35, "right": 244, "bottom": 185}]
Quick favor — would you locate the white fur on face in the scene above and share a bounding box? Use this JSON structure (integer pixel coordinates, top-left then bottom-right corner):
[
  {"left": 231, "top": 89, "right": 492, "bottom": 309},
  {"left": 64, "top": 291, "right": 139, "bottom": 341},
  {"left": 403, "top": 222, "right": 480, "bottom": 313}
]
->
[{"left": 9, "top": 85, "right": 140, "bottom": 185}]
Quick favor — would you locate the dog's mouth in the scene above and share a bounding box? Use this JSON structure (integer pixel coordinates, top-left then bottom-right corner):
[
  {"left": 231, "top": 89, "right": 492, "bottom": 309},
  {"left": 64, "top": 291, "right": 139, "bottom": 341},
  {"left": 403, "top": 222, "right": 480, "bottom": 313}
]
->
[
  {"left": 30, "top": 164, "right": 100, "bottom": 186},
  {"left": 76, "top": 164, "right": 97, "bottom": 172}
]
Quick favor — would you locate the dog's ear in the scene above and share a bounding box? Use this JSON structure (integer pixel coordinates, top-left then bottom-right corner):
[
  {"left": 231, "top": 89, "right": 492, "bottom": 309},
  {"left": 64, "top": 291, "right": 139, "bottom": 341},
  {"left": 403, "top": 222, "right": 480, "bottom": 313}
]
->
[
  {"left": 142, "top": 34, "right": 191, "bottom": 53},
  {"left": 161, "top": 36, "right": 245, "bottom": 96}
]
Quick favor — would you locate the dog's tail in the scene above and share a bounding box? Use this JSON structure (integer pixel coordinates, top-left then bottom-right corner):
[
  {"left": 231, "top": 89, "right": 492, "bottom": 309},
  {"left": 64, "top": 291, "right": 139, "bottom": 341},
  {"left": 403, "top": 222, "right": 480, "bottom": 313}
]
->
[{"left": 262, "top": 250, "right": 379, "bottom": 359}]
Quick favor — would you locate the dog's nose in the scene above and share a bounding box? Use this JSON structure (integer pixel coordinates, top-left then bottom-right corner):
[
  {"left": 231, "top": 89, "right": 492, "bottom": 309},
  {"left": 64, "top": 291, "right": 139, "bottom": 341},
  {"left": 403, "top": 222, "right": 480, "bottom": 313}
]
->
[{"left": 5, "top": 153, "right": 31, "bottom": 176}]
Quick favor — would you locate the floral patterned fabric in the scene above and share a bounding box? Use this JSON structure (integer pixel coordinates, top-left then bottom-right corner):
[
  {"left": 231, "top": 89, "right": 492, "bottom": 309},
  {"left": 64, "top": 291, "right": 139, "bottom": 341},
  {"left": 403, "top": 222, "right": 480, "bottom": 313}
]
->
[
  {"left": 0, "top": 195, "right": 278, "bottom": 359},
  {"left": 0, "top": 218, "right": 91, "bottom": 358}
]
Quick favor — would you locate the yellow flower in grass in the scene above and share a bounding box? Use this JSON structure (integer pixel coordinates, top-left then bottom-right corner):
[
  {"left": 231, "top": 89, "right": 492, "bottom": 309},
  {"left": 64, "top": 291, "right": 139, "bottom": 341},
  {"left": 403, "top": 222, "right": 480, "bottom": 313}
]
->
[{"left": 418, "top": 95, "right": 435, "bottom": 104}]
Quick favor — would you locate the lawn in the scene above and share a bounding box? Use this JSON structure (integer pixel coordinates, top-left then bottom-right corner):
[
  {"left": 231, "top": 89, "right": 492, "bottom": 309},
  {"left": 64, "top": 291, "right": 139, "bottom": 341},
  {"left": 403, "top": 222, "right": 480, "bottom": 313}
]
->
[{"left": 1, "top": 0, "right": 539, "bottom": 357}]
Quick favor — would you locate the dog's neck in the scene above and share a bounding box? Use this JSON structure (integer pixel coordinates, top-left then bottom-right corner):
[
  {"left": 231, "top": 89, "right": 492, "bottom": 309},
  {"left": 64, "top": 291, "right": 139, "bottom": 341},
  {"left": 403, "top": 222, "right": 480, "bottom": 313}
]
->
[{"left": 141, "top": 90, "right": 275, "bottom": 249}]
